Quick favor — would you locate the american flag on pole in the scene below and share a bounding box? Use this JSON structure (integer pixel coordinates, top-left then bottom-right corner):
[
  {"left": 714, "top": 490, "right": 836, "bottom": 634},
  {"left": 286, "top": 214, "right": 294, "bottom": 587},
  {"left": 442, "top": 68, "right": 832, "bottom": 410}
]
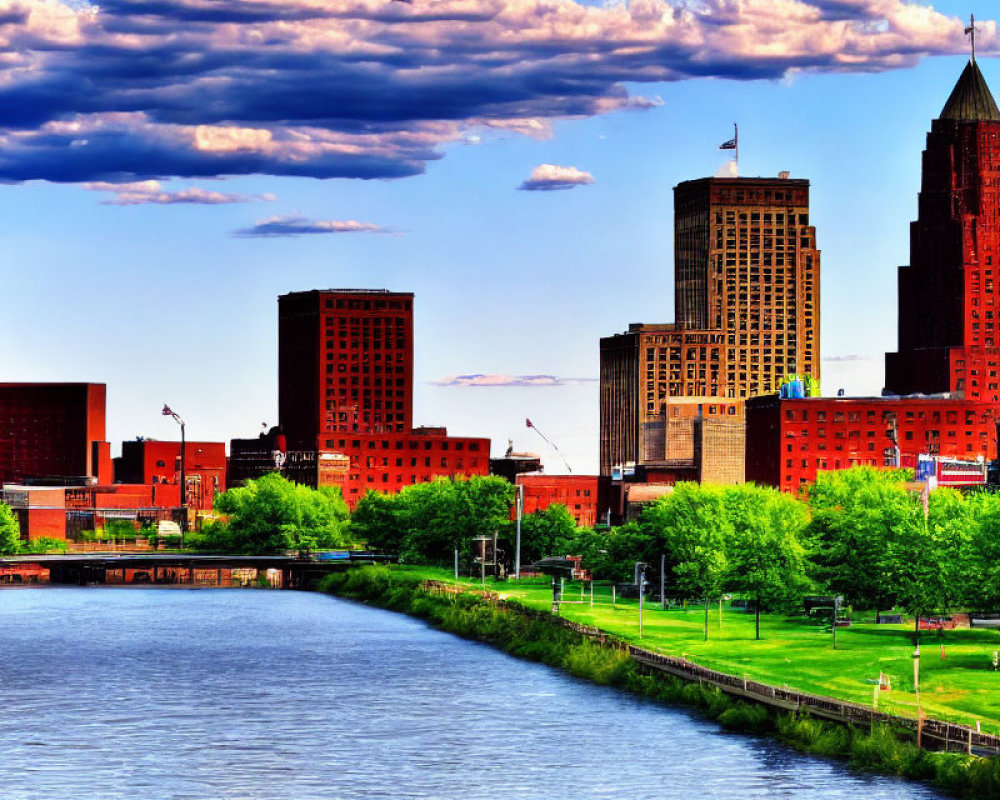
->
[{"left": 719, "top": 137, "right": 737, "bottom": 150}]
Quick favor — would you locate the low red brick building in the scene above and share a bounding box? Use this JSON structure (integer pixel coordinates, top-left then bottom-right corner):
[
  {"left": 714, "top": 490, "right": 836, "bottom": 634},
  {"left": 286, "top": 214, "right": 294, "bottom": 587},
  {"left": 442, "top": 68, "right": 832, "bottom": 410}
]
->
[
  {"left": 114, "top": 439, "right": 226, "bottom": 511},
  {"left": 3, "top": 482, "right": 184, "bottom": 542},
  {"left": 515, "top": 474, "right": 600, "bottom": 527},
  {"left": 745, "top": 394, "right": 995, "bottom": 493},
  {"left": 230, "top": 426, "right": 489, "bottom": 507},
  {"left": 316, "top": 426, "right": 490, "bottom": 506}
]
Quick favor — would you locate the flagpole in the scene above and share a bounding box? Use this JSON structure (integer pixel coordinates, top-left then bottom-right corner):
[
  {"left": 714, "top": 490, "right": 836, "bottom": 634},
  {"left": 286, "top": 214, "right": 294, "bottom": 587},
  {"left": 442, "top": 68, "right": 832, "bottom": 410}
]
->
[{"left": 734, "top": 122, "right": 739, "bottom": 176}]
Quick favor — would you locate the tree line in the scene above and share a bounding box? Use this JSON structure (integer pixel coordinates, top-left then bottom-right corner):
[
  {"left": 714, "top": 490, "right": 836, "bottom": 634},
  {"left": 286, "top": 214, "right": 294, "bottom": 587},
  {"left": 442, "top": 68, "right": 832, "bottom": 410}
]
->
[
  {"left": 5, "top": 467, "right": 1000, "bottom": 629},
  {"left": 563, "top": 468, "right": 1000, "bottom": 639}
]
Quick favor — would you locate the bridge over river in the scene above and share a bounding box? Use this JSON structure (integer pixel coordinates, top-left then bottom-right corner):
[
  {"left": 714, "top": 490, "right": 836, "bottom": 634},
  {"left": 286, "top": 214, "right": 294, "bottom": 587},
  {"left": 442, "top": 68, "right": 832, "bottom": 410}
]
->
[{"left": 0, "top": 552, "right": 394, "bottom": 589}]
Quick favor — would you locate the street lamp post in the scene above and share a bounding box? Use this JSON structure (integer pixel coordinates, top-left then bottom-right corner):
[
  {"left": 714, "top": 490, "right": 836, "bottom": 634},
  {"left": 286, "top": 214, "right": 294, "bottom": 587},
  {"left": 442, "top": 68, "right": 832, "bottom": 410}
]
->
[
  {"left": 514, "top": 483, "right": 524, "bottom": 580},
  {"left": 162, "top": 405, "right": 186, "bottom": 532}
]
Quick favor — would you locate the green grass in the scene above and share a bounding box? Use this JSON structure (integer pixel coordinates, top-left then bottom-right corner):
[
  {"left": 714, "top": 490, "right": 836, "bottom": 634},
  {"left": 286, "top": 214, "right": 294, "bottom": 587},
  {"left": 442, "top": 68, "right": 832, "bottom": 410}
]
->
[{"left": 404, "top": 566, "right": 1000, "bottom": 734}]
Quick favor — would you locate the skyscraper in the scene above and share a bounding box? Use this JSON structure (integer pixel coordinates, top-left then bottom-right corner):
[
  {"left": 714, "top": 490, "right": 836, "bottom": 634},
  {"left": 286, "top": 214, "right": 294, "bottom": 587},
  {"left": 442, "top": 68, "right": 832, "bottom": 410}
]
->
[
  {"left": 278, "top": 289, "right": 414, "bottom": 450},
  {"left": 747, "top": 59, "right": 1000, "bottom": 493},
  {"left": 256, "top": 289, "right": 489, "bottom": 506},
  {"left": 886, "top": 59, "right": 1000, "bottom": 404},
  {"left": 600, "top": 175, "right": 821, "bottom": 479}
]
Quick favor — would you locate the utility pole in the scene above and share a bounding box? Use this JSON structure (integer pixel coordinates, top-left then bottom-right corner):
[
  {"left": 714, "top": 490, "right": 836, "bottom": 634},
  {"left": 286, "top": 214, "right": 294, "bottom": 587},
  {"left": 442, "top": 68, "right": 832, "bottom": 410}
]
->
[{"left": 832, "top": 596, "right": 840, "bottom": 650}]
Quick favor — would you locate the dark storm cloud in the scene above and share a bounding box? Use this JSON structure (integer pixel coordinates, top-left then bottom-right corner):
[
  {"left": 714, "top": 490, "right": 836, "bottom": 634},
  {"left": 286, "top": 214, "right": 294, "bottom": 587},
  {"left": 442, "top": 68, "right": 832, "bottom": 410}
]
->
[{"left": 0, "top": 0, "right": 983, "bottom": 184}]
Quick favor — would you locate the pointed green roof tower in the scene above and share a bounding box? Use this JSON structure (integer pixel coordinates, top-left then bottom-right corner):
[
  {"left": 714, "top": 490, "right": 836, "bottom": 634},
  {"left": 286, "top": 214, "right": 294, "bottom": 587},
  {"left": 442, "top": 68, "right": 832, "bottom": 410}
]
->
[{"left": 939, "top": 59, "right": 1000, "bottom": 122}]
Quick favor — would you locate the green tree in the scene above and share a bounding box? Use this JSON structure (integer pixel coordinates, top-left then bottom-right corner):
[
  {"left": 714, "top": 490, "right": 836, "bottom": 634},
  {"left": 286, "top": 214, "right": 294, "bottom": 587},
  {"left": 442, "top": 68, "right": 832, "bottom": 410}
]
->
[
  {"left": 210, "top": 473, "right": 350, "bottom": 554},
  {"left": 349, "top": 490, "right": 407, "bottom": 553},
  {"left": 724, "top": 484, "right": 810, "bottom": 639},
  {"left": 806, "top": 467, "right": 916, "bottom": 616},
  {"left": 965, "top": 490, "right": 1000, "bottom": 611},
  {"left": 0, "top": 501, "right": 20, "bottom": 555},
  {"left": 891, "top": 487, "right": 975, "bottom": 627},
  {"left": 563, "top": 523, "right": 644, "bottom": 582},
  {"left": 645, "top": 483, "right": 732, "bottom": 641},
  {"left": 399, "top": 476, "right": 514, "bottom": 564},
  {"left": 928, "top": 488, "right": 977, "bottom": 611}
]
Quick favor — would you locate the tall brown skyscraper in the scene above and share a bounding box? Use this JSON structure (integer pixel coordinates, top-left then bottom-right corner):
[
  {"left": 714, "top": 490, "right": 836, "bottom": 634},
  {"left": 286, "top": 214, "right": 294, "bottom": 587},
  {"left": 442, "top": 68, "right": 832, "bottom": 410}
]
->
[{"left": 600, "top": 175, "right": 821, "bottom": 479}]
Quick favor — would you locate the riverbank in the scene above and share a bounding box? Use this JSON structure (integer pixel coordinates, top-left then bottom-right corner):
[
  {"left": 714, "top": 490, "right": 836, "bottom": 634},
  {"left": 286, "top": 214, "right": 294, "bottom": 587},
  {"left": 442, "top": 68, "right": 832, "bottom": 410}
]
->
[
  {"left": 318, "top": 566, "right": 1000, "bottom": 800},
  {"left": 395, "top": 567, "right": 1000, "bottom": 733}
]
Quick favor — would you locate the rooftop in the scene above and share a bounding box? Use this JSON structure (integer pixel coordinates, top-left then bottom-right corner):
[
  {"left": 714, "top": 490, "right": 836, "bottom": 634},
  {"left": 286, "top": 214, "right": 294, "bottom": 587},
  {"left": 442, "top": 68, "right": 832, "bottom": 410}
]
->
[{"left": 939, "top": 60, "right": 1000, "bottom": 122}]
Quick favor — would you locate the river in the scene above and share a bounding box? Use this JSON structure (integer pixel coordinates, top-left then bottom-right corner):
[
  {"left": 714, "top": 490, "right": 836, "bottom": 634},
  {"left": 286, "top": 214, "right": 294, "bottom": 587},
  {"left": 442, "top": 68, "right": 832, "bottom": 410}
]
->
[{"left": 0, "top": 588, "right": 945, "bottom": 799}]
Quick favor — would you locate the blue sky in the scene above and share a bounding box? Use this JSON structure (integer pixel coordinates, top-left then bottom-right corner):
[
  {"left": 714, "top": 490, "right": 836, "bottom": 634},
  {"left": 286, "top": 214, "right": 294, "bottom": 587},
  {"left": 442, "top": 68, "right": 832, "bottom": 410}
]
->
[{"left": 0, "top": 0, "right": 995, "bottom": 473}]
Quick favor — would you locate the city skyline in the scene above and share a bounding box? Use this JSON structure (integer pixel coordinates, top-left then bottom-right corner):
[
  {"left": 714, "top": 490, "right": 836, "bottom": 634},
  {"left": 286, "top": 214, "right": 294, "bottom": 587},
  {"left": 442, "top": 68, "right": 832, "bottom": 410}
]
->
[{"left": 1, "top": 0, "right": 996, "bottom": 473}]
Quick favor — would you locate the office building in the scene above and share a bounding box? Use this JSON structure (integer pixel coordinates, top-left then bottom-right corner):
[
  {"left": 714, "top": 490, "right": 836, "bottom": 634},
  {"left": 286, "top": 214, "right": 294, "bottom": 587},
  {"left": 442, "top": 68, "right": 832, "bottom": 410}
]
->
[
  {"left": 600, "top": 175, "right": 820, "bottom": 479},
  {"left": 232, "top": 289, "right": 491, "bottom": 506},
  {"left": 886, "top": 59, "right": 1000, "bottom": 402},
  {"left": 279, "top": 289, "right": 414, "bottom": 449}
]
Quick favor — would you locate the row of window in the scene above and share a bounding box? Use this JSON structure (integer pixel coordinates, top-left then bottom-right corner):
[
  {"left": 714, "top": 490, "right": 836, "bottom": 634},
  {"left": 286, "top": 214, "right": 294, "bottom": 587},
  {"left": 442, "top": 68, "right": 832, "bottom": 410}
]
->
[
  {"left": 323, "top": 298, "right": 411, "bottom": 311},
  {"left": 324, "top": 438, "right": 480, "bottom": 452},
  {"left": 784, "top": 407, "right": 980, "bottom": 424}
]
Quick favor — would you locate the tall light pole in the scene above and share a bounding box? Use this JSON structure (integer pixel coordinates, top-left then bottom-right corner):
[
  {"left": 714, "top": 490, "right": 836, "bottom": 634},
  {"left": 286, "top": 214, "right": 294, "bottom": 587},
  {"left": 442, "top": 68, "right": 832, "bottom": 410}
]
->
[
  {"left": 162, "top": 405, "right": 186, "bottom": 532},
  {"left": 514, "top": 482, "right": 524, "bottom": 579}
]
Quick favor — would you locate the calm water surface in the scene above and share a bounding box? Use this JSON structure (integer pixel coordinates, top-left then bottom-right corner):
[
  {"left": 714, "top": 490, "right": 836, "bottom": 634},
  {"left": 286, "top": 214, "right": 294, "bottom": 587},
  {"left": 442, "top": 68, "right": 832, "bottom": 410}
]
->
[{"left": 0, "top": 588, "right": 945, "bottom": 799}]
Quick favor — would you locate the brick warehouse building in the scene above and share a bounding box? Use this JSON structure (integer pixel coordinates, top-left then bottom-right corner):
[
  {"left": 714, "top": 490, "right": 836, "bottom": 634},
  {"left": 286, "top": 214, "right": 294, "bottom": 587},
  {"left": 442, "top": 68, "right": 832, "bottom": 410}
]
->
[
  {"left": 230, "top": 289, "right": 490, "bottom": 506},
  {"left": 514, "top": 474, "right": 601, "bottom": 527},
  {"left": 0, "top": 383, "right": 112, "bottom": 486},
  {"left": 114, "top": 439, "right": 227, "bottom": 512},
  {"left": 745, "top": 395, "right": 996, "bottom": 492},
  {"left": 747, "top": 59, "right": 1000, "bottom": 492},
  {"left": 3, "top": 482, "right": 184, "bottom": 541},
  {"left": 600, "top": 174, "right": 820, "bottom": 482}
]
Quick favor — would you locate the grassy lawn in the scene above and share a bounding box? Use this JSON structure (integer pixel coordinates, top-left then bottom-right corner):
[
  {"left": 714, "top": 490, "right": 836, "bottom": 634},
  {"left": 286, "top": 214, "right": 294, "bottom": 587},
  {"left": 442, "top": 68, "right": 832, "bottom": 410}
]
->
[{"left": 399, "top": 566, "right": 1000, "bottom": 733}]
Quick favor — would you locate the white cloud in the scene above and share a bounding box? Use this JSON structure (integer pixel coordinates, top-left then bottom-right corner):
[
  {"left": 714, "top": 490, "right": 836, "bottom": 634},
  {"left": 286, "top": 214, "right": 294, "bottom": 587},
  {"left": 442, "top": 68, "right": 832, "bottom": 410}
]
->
[
  {"left": 84, "top": 180, "right": 274, "bottom": 205},
  {"left": 432, "top": 373, "right": 597, "bottom": 386},
  {"left": 236, "top": 215, "right": 387, "bottom": 236},
  {"left": 518, "top": 163, "right": 595, "bottom": 191}
]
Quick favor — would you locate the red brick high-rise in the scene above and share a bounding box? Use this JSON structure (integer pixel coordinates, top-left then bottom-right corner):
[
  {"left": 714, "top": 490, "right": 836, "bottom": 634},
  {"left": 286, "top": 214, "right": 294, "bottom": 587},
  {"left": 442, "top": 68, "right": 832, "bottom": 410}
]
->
[
  {"left": 268, "top": 289, "right": 488, "bottom": 506},
  {"left": 886, "top": 60, "right": 1000, "bottom": 402},
  {"left": 279, "top": 289, "right": 413, "bottom": 450}
]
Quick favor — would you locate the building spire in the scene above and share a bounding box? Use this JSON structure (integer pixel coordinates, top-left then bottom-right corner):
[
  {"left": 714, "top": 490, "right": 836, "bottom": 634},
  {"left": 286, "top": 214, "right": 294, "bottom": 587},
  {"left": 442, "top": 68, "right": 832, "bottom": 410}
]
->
[
  {"left": 965, "top": 14, "right": 978, "bottom": 63},
  {"left": 940, "top": 58, "right": 1000, "bottom": 122}
]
